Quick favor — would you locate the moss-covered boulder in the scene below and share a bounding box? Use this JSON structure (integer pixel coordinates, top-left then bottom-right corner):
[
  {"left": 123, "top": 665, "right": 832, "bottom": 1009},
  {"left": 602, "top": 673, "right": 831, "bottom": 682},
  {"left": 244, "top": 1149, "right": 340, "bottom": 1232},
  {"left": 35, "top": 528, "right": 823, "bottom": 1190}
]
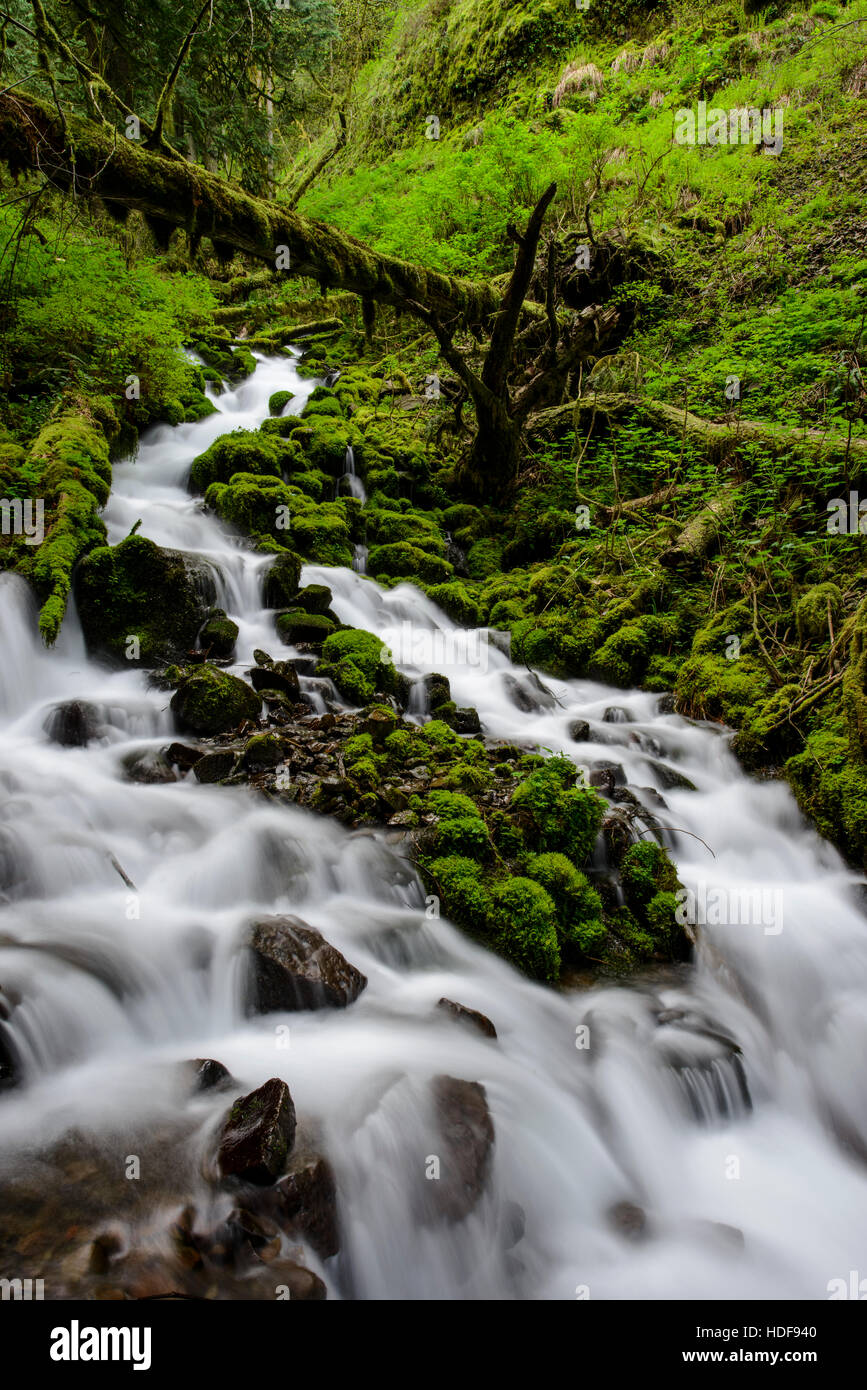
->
[
  {"left": 75, "top": 535, "right": 216, "bottom": 667},
  {"left": 275, "top": 609, "right": 337, "bottom": 645},
  {"left": 368, "top": 542, "right": 452, "bottom": 585},
  {"left": 171, "top": 665, "right": 261, "bottom": 735},
  {"left": 319, "top": 627, "right": 399, "bottom": 705},
  {"left": 293, "top": 583, "right": 333, "bottom": 614},
  {"left": 269, "top": 389, "right": 295, "bottom": 416},
  {"left": 199, "top": 609, "right": 238, "bottom": 660},
  {"left": 263, "top": 551, "right": 303, "bottom": 607},
  {"left": 190, "top": 429, "right": 299, "bottom": 492}
]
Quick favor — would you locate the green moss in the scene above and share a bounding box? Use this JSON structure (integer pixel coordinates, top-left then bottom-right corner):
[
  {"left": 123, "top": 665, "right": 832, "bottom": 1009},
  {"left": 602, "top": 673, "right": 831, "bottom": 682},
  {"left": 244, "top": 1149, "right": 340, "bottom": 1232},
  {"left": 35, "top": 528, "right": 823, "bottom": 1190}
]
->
[
  {"left": 200, "top": 610, "right": 239, "bottom": 659},
  {"left": 424, "top": 581, "right": 482, "bottom": 627},
  {"left": 190, "top": 429, "right": 296, "bottom": 492},
  {"left": 510, "top": 756, "right": 604, "bottom": 861},
  {"left": 427, "top": 854, "right": 493, "bottom": 932},
  {"left": 489, "top": 876, "right": 561, "bottom": 982},
  {"left": 275, "top": 609, "right": 337, "bottom": 644},
  {"left": 795, "top": 582, "right": 842, "bottom": 643},
  {"left": 524, "top": 851, "right": 605, "bottom": 956},
  {"left": 427, "top": 789, "right": 490, "bottom": 857},
  {"left": 368, "top": 541, "right": 453, "bottom": 585},
  {"left": 787, "top": 721, "right": 867, "bottom": 870},
  {"left": 75, "top": 534, "right": 214, "bottom": 667},
  {"left": 171, "top": 664, "right": 261, "bottom": 736},
  {"left": 263, "top": 550, "right": 303, "bottom": 606},
  {"left": 319, "top": 626, "right": 398, "bottom": 705},
  {"left": 269, "top": 389, "right": 295, "bottom": 416}
]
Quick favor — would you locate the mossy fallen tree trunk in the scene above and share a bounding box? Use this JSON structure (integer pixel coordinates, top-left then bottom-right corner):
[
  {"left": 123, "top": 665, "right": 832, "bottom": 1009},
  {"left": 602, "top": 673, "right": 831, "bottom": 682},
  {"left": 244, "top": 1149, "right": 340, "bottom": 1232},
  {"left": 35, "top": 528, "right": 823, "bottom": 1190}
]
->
[
  {"left": 0, "top": 92, "right": 498, "bottom": 325},
  {"left": 660, "top": 484, "right": 741, "bottom": 570},
  {"left": 17, "top": 409, "right": 113, "bottom": 644},
  {"left": 530, "top": 393, "right": 867, "bottom": 462}
]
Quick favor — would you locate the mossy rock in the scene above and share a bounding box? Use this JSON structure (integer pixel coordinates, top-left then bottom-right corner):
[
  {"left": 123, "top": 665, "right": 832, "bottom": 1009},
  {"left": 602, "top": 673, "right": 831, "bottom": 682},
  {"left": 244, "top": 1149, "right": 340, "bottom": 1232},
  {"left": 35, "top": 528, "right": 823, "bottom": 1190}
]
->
[
  {"left": 368, "top": 542, "right": 453, "bottom": 585},
  {"left": 269, "top": 389, "right": 295, "bottom": 417},
  {"left": 292, "top": 583, "right": 333, "bottom": 614},
  {"left": 276, "top": 609, "right": 337, "bottom": 645},
  {"left": 75, "top": 535, "right": 216, "bottom": 667},
  {"left": 319, "top": 627, "right": 398, "bottom": 706},
  {"left": 263, "top": 551, "right": 303, "bottom": 607},
  {"left": 489, "top": 876, "right": 561, "bottom": 982},
  {"left": 171, "top": 665, "right": 261, "bottom": 735},
  {"left": 787, "top": 722, "right": 867, "bottom": 870},
  {"left": 424, "top": 581, "right": 482, "bottom": 627},
  {"left": 200, "top": 610, "right": 239, "bottom": 660},
  {"left": 190, "top": 430, "right": 298, "bottom": 492}
]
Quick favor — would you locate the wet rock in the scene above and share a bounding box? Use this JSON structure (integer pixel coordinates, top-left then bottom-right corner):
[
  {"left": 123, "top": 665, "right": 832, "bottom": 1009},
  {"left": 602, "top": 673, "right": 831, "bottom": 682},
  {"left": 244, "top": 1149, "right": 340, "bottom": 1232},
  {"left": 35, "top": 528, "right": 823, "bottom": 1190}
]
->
[
  {"left": 164, "top": 742, "right": 203, "bottom": 773},
  {"left": 45, "top": 700, "right": 101, "bottom": 747},
  {"left": 88, "top": 1229, "right": 125, "bottom": 1274},
  {"left": 245, "top": 915, "right": 367, "bottom": 1013},
  {"left": 248, "top": 661, "right": 301, "bottom": 701},
  {"left": 241, "top": 733, "right": 291, "bottom": 772},
  {"left": 267, "top": 1259, "right": 327, "bottom": 1300},
  {"left": 603, "top": 706, "right": 633, "bottom": 724},
  {"left": 657, "top": 694, "right": 676, "bottom": 714},
  {"left": 503, "top": 672, "right": 556, "bottom": 713},
  {"left": 602, "top": 806, "right": 637, "bottom": 861},
  {"left": 646, "top": 758, "right": 697, "bottom": 792},
  {"left": 171, "top": 666, "right": 261, "bottom": 736},
  {"left": 429, "top": 1075, "right": 495, "bottom": 1223},
  {"left": 253, "top": 648, "right": 274, "bottom": 667},
  {"left": 187, "top": 1058, "right": 236, "bottom": 1093},
  {"left": 568, "top": 718, "right": 591, "bottom": 743},
  {"left": 363, "top": 707, "right": 397, "bottom": 742},
  {"left": 425, "top": 673, "right": 452, "bottom": 711},
  {"left": 608, "top": 1200, "right": 648, "bottom": 1241},
  {"left": 194, "top": 750, "right": 238, "bottom": 783},
  {"left": 449, "top": 707, "right": 482, "bottom": 735},
  {"left": 499, "top": 1199, "right": 526, "bottom": 1250},
  {"left": 274, "top": 1151, "right": 339, "bottom": 1259},
  {"left": 217, "top": 1077, "right": 296, "bottom": 1185},
  {"left": 588, "top": 760, "right": 627, "bottom": 793},
  {"left": 123, "top": 748, "right": 176, "bottom": 783},
  {"left": 0, "top": 1015, "right": 20, "bottom": 1090},
  {"left": 437, "top": 997, "right": 498, "bottom": 1040}
]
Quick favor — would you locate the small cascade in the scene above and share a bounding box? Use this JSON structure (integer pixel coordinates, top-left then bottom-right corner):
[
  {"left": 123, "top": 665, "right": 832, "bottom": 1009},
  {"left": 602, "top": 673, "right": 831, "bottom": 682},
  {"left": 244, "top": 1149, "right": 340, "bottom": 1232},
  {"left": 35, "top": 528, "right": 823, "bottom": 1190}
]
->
[{"left": 341, "top": 444, "right": 367, "bottom": 503}]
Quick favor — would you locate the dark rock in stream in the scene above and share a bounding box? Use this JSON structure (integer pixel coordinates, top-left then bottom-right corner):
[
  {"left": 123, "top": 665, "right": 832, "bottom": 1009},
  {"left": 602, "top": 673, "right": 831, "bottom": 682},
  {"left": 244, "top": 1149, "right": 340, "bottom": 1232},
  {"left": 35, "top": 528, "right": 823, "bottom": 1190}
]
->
[
  {"left": 194, "top": 749, "right": 238, "bottom": 783},
  {"left": 503, "top": 672, "right": 557, "bottom": 713},
  {"left": 164, "top": 741, "right": 203, "bottom": 773},
  {"left": 187, "top": 1058, "right": 236, "bottom": 1093},
  {"left": 437, "top": 997, "right": 498, "bottom": 1040},
  {"left": 427, "top": 1075, "right": 495, "bottom": 1224},
  {"left": 245, "top": 915, "right": 367, "bottom": 1013},
  {"left": 248, "top": 661, "right": 301, "bottom": 701},
  {"left": 217, "top": 1077, "right": 297, "bottom": 1185},
  {"left": 45, "top": 700, "right": 101, "bottom": 747}
]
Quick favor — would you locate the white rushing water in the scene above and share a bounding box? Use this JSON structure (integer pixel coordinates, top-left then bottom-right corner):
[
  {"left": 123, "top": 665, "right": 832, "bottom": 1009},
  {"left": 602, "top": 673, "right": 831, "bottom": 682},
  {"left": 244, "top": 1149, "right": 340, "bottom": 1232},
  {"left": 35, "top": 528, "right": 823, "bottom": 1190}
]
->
[{"left": 1, "top": 354, "right": 867, "bottom": 1300}]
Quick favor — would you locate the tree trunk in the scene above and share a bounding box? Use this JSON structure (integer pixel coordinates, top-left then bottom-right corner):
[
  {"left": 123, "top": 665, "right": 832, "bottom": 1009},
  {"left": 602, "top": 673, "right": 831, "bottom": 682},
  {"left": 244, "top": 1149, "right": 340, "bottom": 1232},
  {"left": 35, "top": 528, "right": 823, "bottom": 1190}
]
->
[{"left": 0, "top": 91, "right": 500, "bottom": 325}]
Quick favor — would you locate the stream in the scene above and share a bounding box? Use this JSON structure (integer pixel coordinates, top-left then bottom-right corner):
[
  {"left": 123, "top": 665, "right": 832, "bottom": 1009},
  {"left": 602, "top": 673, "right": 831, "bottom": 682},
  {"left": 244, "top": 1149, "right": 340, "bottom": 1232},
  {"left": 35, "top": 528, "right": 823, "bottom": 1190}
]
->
[{"left": 1, "top": 354, "right": 867, "bottom": 1300}]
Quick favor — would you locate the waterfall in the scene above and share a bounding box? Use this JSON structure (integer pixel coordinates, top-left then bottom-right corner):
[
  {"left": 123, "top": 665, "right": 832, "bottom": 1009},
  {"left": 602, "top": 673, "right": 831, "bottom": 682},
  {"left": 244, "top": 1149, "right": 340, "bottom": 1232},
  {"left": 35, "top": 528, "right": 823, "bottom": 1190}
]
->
[{"left": 1, "top": 355, "right": 866, "bottom": 1300}]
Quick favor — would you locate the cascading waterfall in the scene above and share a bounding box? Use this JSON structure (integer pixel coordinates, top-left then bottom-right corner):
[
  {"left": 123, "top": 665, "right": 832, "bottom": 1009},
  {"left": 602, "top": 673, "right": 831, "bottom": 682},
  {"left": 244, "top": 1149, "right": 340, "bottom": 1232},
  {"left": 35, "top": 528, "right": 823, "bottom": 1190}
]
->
[{"left": 2, "top": 354, "right": 867, "bottom": 1300}]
